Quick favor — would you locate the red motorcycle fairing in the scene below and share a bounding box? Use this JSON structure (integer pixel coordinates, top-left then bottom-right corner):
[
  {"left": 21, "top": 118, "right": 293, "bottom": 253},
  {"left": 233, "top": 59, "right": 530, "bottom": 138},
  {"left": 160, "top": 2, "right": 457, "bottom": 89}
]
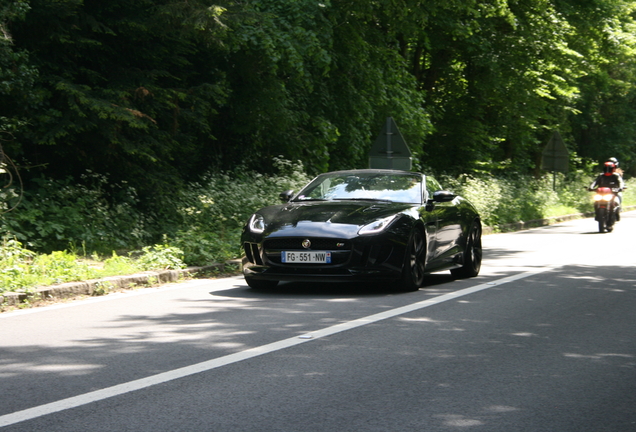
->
[{"left": 593, "top": 187, "right": 617, "bottom": 233}]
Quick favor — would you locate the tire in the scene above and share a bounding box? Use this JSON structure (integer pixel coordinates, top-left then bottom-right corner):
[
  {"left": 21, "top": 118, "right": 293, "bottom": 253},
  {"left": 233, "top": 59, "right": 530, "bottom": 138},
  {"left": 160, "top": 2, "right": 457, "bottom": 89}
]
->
[
  {"left": 245, "top": 277, "right": 279, "bottom": 290},
  {"left": 607, "top": 209, "right": 614, "bottom": 232},
  {"left": 597, "top": 208, "right": 606, "bottom": 233},
  {"left": 400, "top": 229, "right": 426, "bottom": 291},
  {"left": 451, "top": 221, "right": 483, "bottom": 279},
  {"left": 607, "top": 207, "right": 616, "bottom": 229}
]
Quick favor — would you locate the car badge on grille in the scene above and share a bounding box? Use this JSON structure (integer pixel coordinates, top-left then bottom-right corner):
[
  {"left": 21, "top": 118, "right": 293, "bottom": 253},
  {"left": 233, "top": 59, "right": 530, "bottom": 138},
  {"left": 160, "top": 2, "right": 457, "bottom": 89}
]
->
[
  {"left": 337, "top": 242, "right": 345, "bottom": 248},
  {"left": 302, "top": 239, "right": 311, "bottom": 249}
]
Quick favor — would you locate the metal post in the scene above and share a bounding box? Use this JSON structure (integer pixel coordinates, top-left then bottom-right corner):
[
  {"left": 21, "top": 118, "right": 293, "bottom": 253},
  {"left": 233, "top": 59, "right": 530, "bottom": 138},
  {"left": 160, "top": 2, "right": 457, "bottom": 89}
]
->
[{"left": 386, "top": 117, "right": 393, "bottom": 169}]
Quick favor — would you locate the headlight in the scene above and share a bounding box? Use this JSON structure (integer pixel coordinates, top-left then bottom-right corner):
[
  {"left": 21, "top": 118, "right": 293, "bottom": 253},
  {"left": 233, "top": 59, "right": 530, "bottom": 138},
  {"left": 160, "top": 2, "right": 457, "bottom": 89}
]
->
[
  {"left": 358, "top": 215, "right": 400, "bottom": 235},
  {"left": 248, "top": 214, "right": 266, "bottom": 234},
  {"left": 593, "top": 194, "right": 613, "bottom": 202}
]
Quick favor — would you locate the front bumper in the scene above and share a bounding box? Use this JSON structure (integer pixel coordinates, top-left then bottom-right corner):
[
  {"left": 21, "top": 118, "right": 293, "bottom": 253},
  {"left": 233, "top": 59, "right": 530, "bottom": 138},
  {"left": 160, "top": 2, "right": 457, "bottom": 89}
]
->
[{"left": 241, "top": 234, "right": 407, "bottom": 283}]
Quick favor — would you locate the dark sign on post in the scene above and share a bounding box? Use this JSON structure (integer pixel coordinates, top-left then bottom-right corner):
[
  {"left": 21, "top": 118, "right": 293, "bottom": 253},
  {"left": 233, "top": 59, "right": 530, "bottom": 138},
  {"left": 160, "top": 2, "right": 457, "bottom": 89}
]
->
[
  {"left": 541, "top": 131, "right": 569, "bottom": 173},
  {"left": 541, "top": 130, "right": 569, "bottom": 190},
  {"left": 369, "top": 117, "right": 412, "bottom": 170}
]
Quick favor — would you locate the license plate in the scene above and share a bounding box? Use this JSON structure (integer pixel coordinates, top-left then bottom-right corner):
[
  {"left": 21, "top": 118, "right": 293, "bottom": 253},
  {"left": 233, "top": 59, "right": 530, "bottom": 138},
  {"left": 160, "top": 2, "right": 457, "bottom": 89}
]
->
[{"left": 281, "top": 251, "right": 331, "bottom": 263}]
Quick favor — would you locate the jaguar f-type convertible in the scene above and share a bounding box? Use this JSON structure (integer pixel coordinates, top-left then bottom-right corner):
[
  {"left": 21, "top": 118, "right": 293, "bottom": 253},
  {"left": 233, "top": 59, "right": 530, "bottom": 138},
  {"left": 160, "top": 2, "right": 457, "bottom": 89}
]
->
[{"left": 241, "top": 169, "right": 482, "bottom": 291}]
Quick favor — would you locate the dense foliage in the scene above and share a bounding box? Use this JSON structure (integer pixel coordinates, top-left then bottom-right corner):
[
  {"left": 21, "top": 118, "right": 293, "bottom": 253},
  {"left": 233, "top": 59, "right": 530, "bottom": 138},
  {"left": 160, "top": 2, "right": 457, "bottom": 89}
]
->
[
  {"left": 3, "top": 1, "right": 635, "bottom": 182},
  {"left": 0, "top": 157, "right": 310, "bottom": 260}
]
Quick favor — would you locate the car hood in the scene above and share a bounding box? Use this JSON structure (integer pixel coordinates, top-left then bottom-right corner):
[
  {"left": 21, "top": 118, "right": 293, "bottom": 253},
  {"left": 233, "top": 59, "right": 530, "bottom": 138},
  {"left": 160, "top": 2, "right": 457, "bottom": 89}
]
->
[{"left": 257, "top": 200, "right": 416, "bottom": 238}]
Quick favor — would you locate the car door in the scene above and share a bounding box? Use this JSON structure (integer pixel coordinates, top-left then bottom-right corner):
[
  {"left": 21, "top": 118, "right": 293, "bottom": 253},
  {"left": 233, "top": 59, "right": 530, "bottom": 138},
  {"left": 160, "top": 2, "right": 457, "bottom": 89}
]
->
[
  {"left": 423, "top": 176, "right": 463, "bottom": 265},
  {"left": 421, "top": 176, "right": 441, "bottom": 262}
]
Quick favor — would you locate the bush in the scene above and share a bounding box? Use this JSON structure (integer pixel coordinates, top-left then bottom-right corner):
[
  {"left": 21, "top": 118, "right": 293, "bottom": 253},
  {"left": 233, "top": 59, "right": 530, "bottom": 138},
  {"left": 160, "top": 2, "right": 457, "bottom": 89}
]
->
[
  {"left": 0, "top": 237, "right": 37, "bottom": 292},
  {"left": 0, "top": 158, "right": 311, "bottom": 268},
  {"left": 169, "top": 157, "right": 311, "bottom": 265},
  {"left": 0, "top": 172, "right": 150, "bottom": 253},
  {"left": 442, "top": 170, "right": 595, "bottom": 228},
  {"left": 134, "top": 244, "right": 186, "bottom": 270},
  {"left": 623, "top": 178, "right": 636, "bottom": 205},
  {"left": 0, "top": 237, "right": 97, "bottom": 292},
  {"left": 0, "top": 236, "right": 186, "bottom": 294}
]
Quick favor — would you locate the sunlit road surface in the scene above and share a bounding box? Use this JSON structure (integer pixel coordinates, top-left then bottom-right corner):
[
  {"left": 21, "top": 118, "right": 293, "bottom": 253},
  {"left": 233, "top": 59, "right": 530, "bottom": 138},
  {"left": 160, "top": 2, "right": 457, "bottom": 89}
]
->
[{"left": 1, "top": 212, "right": 635, "bottom": 431}]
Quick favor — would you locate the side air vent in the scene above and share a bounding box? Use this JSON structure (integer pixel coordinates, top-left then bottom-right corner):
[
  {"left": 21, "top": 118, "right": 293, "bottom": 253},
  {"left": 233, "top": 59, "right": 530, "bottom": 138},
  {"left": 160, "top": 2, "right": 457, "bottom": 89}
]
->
[
  {"left": 243, "top": 243, "right": 263, "bottom": 265},
  {"left": 362, "top": 244, "right": 393, "bottom": 267}
]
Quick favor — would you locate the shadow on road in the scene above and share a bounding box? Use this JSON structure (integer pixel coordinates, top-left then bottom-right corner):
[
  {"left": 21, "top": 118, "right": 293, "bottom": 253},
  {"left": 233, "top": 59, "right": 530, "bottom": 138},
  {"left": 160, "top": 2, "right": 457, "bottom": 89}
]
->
[{"left": 210, "top": 272, "right": 475, "bottom": 299}]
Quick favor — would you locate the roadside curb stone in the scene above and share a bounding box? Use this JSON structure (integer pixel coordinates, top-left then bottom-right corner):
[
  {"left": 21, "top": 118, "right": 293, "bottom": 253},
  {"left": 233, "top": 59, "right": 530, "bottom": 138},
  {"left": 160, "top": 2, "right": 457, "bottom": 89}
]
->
[{"left": 1, "top": 261, "right": 239, "bottom": 307}]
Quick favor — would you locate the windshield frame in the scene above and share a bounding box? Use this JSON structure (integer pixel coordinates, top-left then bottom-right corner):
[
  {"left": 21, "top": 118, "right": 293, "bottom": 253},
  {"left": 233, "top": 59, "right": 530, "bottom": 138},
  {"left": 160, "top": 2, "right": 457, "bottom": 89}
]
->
[{"left": 293, "top": 171, "right": 424, "bottom": 205}]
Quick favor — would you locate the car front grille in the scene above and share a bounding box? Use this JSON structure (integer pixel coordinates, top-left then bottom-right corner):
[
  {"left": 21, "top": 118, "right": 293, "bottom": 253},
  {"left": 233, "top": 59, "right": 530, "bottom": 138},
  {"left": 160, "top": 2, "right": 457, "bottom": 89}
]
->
[
  {"left": 244, "top": 238, "right": 397, "bottom": 269},
  {"left": 260, "top": 237, "right": 350, "bottom": 266},
  {"left": 263, "top": 238, "right": 350, "bottom": 251}
]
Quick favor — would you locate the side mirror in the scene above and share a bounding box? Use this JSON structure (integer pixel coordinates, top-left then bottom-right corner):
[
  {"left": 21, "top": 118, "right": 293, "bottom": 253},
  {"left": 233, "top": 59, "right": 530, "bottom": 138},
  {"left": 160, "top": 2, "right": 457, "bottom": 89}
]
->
[
  {"left": 432, "top": 190, "right": 456, "bottom": 203},
  {"left": 279, "top": 190, "right": 294, "bottom": 202}
]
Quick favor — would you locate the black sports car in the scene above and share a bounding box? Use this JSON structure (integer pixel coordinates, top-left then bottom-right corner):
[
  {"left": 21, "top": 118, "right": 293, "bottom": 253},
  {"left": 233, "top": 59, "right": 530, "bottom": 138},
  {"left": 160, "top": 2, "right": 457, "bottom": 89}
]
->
[{"left": 241, "top": 169, "right": 482, "bottom": 291}]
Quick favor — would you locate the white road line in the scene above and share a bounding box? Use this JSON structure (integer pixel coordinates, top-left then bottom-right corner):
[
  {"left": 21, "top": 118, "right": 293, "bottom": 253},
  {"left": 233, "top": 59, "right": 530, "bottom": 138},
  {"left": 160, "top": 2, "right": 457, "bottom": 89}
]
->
[{"left": 0, "top": 268, "right": 552, "bottom": 428}]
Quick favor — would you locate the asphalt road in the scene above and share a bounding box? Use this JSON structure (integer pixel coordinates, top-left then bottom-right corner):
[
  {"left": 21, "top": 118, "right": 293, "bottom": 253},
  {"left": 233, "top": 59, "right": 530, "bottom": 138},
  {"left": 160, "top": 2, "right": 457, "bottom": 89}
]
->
[{"left": 1, "top": 212, "right": 635, "bottom": 431}]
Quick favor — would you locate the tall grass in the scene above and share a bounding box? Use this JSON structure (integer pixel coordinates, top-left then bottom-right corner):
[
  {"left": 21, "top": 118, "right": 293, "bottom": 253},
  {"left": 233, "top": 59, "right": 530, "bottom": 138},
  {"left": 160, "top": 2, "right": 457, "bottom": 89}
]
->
[{"left": 0, "top": 237, "right": 186, "bottom": 294}]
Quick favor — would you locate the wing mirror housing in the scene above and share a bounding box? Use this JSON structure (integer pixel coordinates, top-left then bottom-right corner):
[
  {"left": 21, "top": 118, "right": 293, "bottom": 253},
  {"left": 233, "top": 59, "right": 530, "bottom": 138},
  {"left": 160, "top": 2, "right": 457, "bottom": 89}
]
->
[
  {"left": 279, "top": 190, "right": 294, "bottom": 202},
  {"left": 425, "top": 190, "right": 456, "bottom": 211},
  {"left": 432, "top": 190, "right": 456, "bottom": 203}
]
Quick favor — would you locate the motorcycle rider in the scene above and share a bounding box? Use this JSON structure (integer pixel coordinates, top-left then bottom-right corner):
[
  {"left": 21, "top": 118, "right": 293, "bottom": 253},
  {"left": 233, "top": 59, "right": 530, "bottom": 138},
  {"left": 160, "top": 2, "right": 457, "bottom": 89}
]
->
[
  {"left": 606, "top": 157, "right": 623, "bottom": 175},
  {"left": 589, "top": 160, "right": 625, "bottom": 220}
]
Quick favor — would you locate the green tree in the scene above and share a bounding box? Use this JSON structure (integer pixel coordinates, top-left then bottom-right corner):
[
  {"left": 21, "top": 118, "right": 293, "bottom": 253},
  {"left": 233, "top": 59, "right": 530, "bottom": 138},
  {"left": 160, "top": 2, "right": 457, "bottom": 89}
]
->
[
  {"left": 5, "top": 0, "right": 636, "bottom": 230},
  {"left": 211, "top": 0, "right": 430, "bottom": 174},
  {"left": 8, "top": 0, "right": 229, "bottom": 196},
  {"left": 6, "top": 0, "right": 430, "bottom": 189},
  {"left": 0, "top": 0, "right": 38, "bottom": 150},
  {"left": 390, "top": 0, "right": 584, "bottom": 173},
  {"left": 563, "top": 0, "right": 636, "bottom": 175}
]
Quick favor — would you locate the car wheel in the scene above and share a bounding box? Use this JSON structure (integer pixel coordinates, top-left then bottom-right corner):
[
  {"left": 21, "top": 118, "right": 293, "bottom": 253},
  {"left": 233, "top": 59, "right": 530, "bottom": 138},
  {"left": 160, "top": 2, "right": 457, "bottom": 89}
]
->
[
  {"left": 451, "top": 221, "right": 482, "bottom": 279},
  {"left": 245, "top": 277, "right": 279, "bottom": 289},
  {"left": 400, "top": 229, "right": 426, "bottom": 291}
]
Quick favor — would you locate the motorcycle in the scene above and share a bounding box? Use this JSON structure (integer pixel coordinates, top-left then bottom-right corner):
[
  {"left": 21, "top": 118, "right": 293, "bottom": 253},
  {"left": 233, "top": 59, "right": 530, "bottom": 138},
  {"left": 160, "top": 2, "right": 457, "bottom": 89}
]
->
[{"left": 591, "top": 186, "right": 621, "bottom": 233}]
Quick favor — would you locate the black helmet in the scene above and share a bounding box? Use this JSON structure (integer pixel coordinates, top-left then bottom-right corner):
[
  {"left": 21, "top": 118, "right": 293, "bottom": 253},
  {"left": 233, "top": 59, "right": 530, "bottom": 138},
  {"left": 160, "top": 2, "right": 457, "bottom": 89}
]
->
[{"left": 603, "top": 161, "right": 616, "bottom": 176}]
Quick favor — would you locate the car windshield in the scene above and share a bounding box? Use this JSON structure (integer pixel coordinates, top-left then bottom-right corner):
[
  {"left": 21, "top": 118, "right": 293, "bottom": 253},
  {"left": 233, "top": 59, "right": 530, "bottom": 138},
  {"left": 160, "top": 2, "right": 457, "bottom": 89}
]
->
[{"left": 294, "top": 172, "right": 422, "bottom": 204}]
